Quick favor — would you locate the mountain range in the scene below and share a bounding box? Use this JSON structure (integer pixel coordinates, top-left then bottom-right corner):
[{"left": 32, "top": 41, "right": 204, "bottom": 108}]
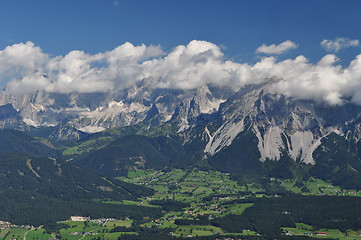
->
[{"left": 2, "top": 77, "right": 361, "bottom": 188}]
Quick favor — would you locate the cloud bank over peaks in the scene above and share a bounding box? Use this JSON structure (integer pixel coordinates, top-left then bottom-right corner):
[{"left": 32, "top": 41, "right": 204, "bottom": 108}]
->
[
  {"left": 321, "top": 38, "right": 359, "bottom": 52},
  {"left": 5, "top": 41, "right": 164, "bottom": 93},
  {"left": 256, "top": 40, "right": 298, "bottom": 54},
  {"left": 1, "top": 40, "right": 361, "bottom": 106}
]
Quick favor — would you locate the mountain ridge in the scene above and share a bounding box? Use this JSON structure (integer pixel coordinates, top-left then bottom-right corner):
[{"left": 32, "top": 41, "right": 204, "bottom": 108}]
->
[{"left": 2, "top": 78, "right": 361, "bottom": 185}]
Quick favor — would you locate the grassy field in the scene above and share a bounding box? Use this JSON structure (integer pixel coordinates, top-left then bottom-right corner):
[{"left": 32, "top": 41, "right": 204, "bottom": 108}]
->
[
  {"left": 0, "top": 229, "right": 10, "bottom": 240},
  {"left": 26, "top": 229, "right": 52, "bottom": 240},
  {"left": 56, "top": 220, "right": 137, "bottom": 240},
  {"left": 283, "top": 223, "right": 361, "bottom": 240},
  {"left": 226, "top": 203, "right": 254, "bottom": 215},
  {"left": 1, "top": 228, "right": 28, "bottom": 240},
  {"left": 62, "top": 137, "right": 113, "bottom": 156},
  {"left": 104, "top": 220, "right": 133, "bottom": 228},
  {"left": 174, "top": 225, "right": 223, "bottom": 237},
  {"left": 281, "top": 178, "right": 361, "bottom": 196},
  {"left": 101, "top": 199, "right": 157, "bottom": 208}
]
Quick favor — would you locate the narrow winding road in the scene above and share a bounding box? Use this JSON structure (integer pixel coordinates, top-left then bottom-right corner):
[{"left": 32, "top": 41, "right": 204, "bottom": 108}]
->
[{"left": 24, "top": 227, "right": 35, "bottom": 240}]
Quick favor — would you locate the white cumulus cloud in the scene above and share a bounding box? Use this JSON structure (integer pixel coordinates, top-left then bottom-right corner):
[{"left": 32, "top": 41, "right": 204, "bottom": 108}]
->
[
  {"left": 256, "top": 40, "right": 298, "bottom": 55},
  {"left": 0, "top": 41, "right": 48, "bottom": 78},
  {"left": 2, "top": 40, "right": 361, "bottom": 106},
  {"left": 3, "top": 41, "right": 164, "bottom": 93},
  {"left": 321, "top": 38, "right": 359, "bottom": 52}
]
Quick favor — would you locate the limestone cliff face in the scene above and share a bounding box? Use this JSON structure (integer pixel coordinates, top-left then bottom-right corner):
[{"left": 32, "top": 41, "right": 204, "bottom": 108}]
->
[{"left": 203, "top": 80, "right": 361, "bottom": 164}]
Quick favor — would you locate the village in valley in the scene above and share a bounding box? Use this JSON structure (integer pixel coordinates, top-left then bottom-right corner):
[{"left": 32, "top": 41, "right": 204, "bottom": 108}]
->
[{"left": 2, "top": 169, "right": 361, "bottom": 240}]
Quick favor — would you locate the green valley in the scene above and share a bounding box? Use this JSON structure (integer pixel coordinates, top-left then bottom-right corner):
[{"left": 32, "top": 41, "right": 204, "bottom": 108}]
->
[{"left": 2, "top": 168, "right": 361, "bottom": 239}]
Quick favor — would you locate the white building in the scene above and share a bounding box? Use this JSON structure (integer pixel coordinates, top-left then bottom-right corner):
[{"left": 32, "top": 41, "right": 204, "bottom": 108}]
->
[{"left": 70, "top": 216, "right": 90, "bottom": 221}]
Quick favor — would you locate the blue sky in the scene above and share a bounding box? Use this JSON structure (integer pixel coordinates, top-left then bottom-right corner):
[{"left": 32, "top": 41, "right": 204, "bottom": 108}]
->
[{"left": 1, "top": 0, "right": 360, "bottom": 64}]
